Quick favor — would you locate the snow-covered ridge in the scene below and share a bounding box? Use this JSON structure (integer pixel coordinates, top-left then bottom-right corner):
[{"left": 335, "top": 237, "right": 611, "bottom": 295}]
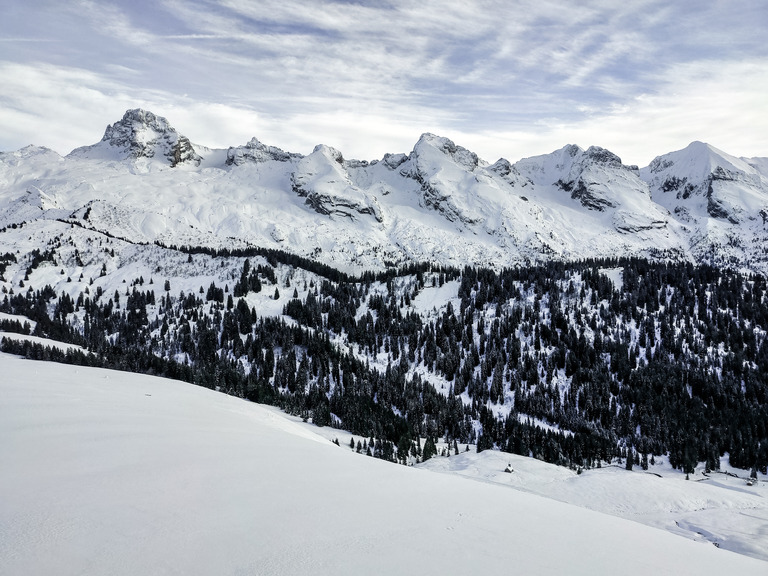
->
[
  {"left": 1, "top": 109, "right": 767, "bottom": 273},
  {"left": 642, "top": 141, "right": 768, "bottom": 226}
]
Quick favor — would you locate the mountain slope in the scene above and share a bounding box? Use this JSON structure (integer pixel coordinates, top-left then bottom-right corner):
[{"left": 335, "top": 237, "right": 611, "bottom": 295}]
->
[
  {"left": 2, "top": 353, "right": 765, "bottom": 575},
  {"left": 641, "top": 141, "right": 768, "bottom": 267}
]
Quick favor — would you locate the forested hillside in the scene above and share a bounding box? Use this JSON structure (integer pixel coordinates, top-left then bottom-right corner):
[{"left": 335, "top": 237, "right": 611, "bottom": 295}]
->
[{"left": 1, "top": 244, "right": 766, "bottom": 475}]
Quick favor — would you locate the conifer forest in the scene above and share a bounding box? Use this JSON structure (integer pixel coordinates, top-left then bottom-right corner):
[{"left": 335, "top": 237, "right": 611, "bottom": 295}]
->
[{"left": 2, "top": 244, "right": 766, "bottom": 476}]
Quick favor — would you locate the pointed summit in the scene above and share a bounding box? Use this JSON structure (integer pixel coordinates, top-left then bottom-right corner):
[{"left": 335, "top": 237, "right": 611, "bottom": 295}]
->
[
  {"left": 642, "top": 141, "right": 759, "bottom": 184},
  {"left": 411, "top": 133, "right": 480, "bottom": 171},
  {"left": 69, "top": 109, "right": 201, "bottom": 166},
  {"left": 641, "top": 141, "right": 768, "bottom": 225}
]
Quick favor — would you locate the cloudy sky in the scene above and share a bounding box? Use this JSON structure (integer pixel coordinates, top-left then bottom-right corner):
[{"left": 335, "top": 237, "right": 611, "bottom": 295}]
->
[{"left": 2, "top": 0, "right": 766, "bottom": 166}]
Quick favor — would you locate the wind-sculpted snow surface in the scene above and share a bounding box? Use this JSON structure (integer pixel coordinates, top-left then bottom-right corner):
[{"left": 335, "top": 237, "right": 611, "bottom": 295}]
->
[
  {"left": 1, "top": 353, "right": 765, "bottom": 575},
  {"left": 1, "top": 109, "right": 767, "bottom": 273}
]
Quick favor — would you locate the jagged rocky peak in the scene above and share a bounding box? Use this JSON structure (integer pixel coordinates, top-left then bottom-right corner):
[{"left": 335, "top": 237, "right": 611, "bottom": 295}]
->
[
  {"left": 395, "top": 133, "right": 491, "bottom": 226},
  {"left": 563, "top": 143, "right": 582, "bottom": 157},
  {"left": 303, "top": 144, "right": 373, "bottom": 169},
  {"left": 515, "top": 143, "right": 645, "bottom": 211},
  {"left": 291, "top": 145, "right": 347, "bottom": 198},
  {"left": 584, "top": 145, "right": 623, "bottom": 167},
  {"left": 312, "top": 144, "right": 344, "bottom": 164},
  {"left": 70, "top": 108, "right": 201, "bottom": 166},
  {"left": 641, "top": 142, "right": 768, "bottom": 225},
  {"left": 102, "top": 109, "right": 170, "bottom": 143},
  {"left": 488, "top": 158, "right": 530, "bottom": 188},
  {"left": 411, "top": 133, "right": 479, "bottom": 171},
  {"left": 488, "top": 158, "right": 513, "bottom": 177},
  {"left": 567, "top": 145, "right": 637, "bottom": 179},
  {"left": 641, "top": 141, "right": 765, "bottom": 201},
  {"left": 513, "top": 144, "right": 583, "bottom": 185},
  {"left": 289, "top": 142, "right": 381, "bottom": 222},
  {"left": 643, "top": 143, "right": 710, "bottom": 201},
  {"left": 646, "top": 141, "right": 708, "bottom": 178},
  {"left": 644, "top": 141, "right": 760, "bottom": 184},
  {"left": 564, "top": 145, "right": 648, "bottom": 207},
  {"left": 516, "top": 144, "right": 633, "bottom": 183},
  {"left": 569, "top": 146, "right": 653, "bottom": 212},
  {"left": 381, "top": 153, "right": 408, "bottom": 170},
  {"left": 226, "top": 137, "right": 301, "bottom": 166}
]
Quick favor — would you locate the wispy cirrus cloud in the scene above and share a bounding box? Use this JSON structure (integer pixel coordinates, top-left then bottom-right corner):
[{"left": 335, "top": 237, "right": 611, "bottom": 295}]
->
[
  {"left": 0, "top": 0, "right": 766, "bottom": 164},
  {"left": 454, "top": 58, "right": 768, "bottom": 166}
]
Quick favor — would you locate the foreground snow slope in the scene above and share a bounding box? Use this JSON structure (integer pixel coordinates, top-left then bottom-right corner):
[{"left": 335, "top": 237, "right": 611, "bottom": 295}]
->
[{"left": 1, "top": 353, "right": 765, "bottom": 575}]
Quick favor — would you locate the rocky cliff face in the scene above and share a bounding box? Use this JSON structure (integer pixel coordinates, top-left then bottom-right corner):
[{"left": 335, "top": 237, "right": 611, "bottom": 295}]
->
[
  {"left": 514, "top": 144, "right": 669, "bottom": 234},
  {"left": 639, "top": 141, "right": 768, "bottom": 267},
  {"left": 225, "top": 138, "right": 301, "bottom": 166},
  {"left": 401, "top": 133, "right": 489, "bottom": 226},
  {"left": 642, "top": 141, "right": 768, "bottom": 223},
  {"left": 69, "top": 109, "right": 201, "bottom": 166},
  {"left": 290, "top": 145, "right": 382, "bottom": 222}
]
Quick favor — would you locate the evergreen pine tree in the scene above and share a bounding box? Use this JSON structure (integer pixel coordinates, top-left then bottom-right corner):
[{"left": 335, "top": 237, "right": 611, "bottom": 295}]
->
[{"left": 422, "top": 437, "right": 437, "bottom": 461}]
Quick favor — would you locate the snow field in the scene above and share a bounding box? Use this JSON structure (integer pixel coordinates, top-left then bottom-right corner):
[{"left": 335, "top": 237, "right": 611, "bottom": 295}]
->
[{"left": 1, "top": 353, "right": 766, "bottom": 575}]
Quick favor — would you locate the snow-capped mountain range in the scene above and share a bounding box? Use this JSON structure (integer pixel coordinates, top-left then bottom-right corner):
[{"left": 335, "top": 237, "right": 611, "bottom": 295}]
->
[{"left": 2, "top": 109, "right": 767, "bottom": 273}]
